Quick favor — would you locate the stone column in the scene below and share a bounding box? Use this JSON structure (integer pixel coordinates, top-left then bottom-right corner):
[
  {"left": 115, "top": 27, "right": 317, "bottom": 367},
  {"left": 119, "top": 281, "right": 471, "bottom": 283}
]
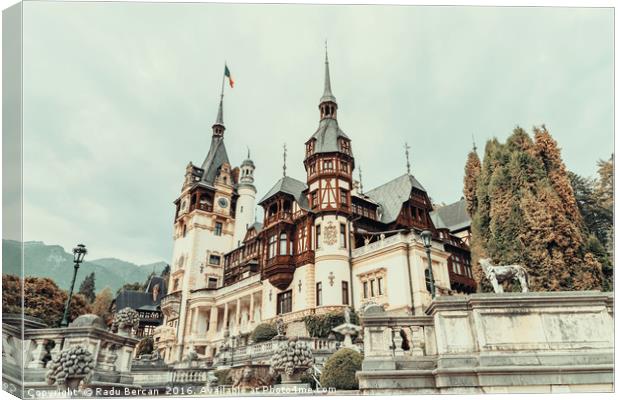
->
[
  {"left": 249, "top": 293, "right": 255, "bottom": 323},
  {"left": 192, "top": 307, "right": 200, "bottom": 334},
  {"left": 236, "top": 298, "right": 241, "bottom": 334},
  {"left": 208, "top": 306, "right": 218, "bottom": 336},
  {"left": 223, "top": 303, "right": 229, "bottom": 332}
]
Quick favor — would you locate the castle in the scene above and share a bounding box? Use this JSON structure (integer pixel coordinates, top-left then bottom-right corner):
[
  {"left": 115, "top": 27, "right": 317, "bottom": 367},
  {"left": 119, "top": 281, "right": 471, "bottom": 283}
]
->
[{"left": 154, "top": 52, "right": 476, "bottom": 363}]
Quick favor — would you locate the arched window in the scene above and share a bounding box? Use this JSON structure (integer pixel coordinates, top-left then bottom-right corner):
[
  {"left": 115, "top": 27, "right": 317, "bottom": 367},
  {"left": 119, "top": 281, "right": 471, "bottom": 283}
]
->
[{"left": 279, "top": 233, "right": 288, "bottom": 256}]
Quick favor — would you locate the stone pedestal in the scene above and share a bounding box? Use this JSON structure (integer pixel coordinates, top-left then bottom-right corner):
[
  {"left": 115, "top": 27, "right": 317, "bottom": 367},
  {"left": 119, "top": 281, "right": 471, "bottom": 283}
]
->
[{"left": 332, "top": 322, "right": 361, "bottom": 351}]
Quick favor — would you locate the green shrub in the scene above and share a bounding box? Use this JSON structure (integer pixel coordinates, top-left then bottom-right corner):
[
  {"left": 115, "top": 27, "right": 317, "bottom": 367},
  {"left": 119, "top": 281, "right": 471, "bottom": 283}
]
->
[
  {"left": 250, "top": 323, "right": 278, "bottom": 343},
  {"left": 320, "top": 348, "right": 363, "bottom": 390},
  {"left": 303, "top": 311, "right": 359, "bottom": 338}
]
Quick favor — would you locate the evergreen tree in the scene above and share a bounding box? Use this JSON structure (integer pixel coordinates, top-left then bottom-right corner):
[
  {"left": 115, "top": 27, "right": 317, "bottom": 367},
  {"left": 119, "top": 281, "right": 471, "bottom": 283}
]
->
[
  {"left": 596, "top": 154, "right": 613, "bottom": 212},
  {"left": 463, "top": 145, "right": 483, "bottom": 289},
  {"left": 463, "top": 148, "right": 481, "bottom": 218},
  {"left": 468, "top": 126, "right": 603, "bottom": 292},
  {"left": 78, "top": 272, "right": 96, "bottom": 303},
  {"left": 569, "top": 167, "right": 613, "bottom": 291}
]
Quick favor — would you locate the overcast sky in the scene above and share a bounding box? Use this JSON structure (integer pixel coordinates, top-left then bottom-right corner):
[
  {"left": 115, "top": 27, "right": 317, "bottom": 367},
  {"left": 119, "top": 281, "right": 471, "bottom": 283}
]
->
[{"left": 16, "top": 3, "right": 613, "bottom": 265}]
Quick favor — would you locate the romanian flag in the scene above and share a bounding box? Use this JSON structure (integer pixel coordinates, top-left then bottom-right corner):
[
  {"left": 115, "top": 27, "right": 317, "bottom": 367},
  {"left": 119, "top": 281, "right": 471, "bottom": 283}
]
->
[{"left": 224, "top": 64, "right": 234, "bottom": 88}]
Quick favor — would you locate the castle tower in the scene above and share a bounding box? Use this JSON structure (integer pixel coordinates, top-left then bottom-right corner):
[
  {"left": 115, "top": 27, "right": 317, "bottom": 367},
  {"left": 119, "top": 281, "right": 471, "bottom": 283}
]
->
[
  {"left": 304, "top": 50, "right": 354, "bottom": 308},
  {"left": 165, "top": 93, "right": 237, "bottom": 361},
  {"left": 233, "top": 150, "right": 257, "bottom": 247}
]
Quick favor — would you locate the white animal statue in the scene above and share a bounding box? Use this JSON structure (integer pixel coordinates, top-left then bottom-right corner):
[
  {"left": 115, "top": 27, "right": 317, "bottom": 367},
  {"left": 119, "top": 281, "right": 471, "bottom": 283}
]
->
[{"left": 479, "top": 258, "right": 529, "bottom": 293}]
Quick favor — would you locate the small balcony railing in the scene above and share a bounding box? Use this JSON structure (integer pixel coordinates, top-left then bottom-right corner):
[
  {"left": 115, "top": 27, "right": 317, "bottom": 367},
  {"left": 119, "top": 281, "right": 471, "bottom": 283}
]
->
[
  {"left": 265, "top": 211, "right": 293, "bottom": 226},
  {"left": 190, "top": 203, "right": 213, "bottom": 212}
]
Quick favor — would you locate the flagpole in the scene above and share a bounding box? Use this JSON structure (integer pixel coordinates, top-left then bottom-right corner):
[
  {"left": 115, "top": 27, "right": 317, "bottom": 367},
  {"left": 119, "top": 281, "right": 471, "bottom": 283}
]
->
[{"left": 221, "top": 63, "right": 226, "bottom": 100}]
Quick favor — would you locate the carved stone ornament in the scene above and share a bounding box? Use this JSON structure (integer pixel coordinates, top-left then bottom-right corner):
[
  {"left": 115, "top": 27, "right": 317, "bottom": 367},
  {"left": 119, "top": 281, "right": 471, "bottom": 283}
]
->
[{"left": 324, "top": 222, "right": 337, "bottom": 246}]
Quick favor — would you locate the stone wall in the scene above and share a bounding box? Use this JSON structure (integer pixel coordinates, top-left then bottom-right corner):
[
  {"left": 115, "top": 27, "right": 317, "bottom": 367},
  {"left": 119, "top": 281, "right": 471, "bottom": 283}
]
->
[{"left": 357, "top": 291, "right": 614, "bottom": 394}]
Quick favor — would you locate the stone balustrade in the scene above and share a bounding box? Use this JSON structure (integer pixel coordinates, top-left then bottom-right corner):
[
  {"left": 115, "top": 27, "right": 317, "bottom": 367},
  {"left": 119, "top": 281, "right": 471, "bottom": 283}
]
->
[
  {"left": 351, "top": 233, "right": 406, "bottom": 258},
  {"left": 172, "top": 369, "right": 209, "bottom": 383},
  {"left": 357, "top": 291, "right": 614, "bottom": 394},
  {"left": 3, "top": 314, "right": 140, "bottom": 397},
  {"left": 216, "top": 336, "right": 339, "bottom": 368}
]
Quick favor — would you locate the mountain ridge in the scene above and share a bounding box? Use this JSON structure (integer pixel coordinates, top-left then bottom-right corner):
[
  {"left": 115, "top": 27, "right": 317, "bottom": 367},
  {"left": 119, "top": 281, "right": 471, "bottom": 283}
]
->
[{"left": 2, "top": 240, "right": 168, "bottom": 293}]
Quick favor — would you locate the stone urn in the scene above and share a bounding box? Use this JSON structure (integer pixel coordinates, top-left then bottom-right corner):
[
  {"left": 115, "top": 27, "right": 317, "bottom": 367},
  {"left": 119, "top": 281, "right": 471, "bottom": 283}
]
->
[
  {"left": 269, "top": 338, "right": 314, "bottom": 386},
  {"left": 46, "top": 346, "right": 94, "bottom": 392},
  {"left": 112, "top": 307, "right": 139, "bottom": 337}
]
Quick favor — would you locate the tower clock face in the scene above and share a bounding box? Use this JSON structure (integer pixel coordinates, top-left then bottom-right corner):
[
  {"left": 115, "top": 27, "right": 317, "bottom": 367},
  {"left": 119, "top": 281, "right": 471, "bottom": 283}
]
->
[{"left": 217, "top": 197, "right": 229, "bottom": 208}]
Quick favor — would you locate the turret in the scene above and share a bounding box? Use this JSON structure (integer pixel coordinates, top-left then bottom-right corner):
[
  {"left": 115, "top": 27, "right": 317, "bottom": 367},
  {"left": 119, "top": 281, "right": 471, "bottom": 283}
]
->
[
  {"left": 303, "top": 49, "right": 354, "bottom": 214},
  {"left": 233, "top": 150, "right": 257, "bottom": 247}
]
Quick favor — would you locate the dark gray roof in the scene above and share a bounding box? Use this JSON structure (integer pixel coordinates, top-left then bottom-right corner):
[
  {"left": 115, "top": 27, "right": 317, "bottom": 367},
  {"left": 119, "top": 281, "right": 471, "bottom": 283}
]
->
[
  {"left": 114, "top": 291, "right": 158, "bottom": 311},
  {"left": 259, "top": 176, "right": 308, "bottom": 209},
  {"left": 366, "top": 174, "right": 427, "bottom": 224},
  {"left": 200, "top": 136, "right": 230, "bottom": 184},
  {"left": 430, "top": 199, "right": 471, "bottom": 232},
  {"left": 309, "top": 118, "right": 349, "bottom": 154},
  {"left": 249, "top": 222, "right": 264, "bottom": 233}
]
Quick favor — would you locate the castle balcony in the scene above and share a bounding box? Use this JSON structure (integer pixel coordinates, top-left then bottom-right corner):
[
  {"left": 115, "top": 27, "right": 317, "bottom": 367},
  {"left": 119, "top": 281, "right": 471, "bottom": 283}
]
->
[
  {"left": 263, "top": 255, "right": 295, "bottom": 290},
  {"left": 264, "top": 211, "right": 294, "bottom": 227},
  {"left": 190, "top": 203, "right": 213, "bottom": 213},
  {"left": 160, "top": 292, "right": 181, "bottom": 319}
]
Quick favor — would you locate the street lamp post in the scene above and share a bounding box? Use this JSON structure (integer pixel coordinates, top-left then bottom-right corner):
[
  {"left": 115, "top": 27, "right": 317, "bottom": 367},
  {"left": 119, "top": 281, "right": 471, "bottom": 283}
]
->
[
  {"left": 60, "top": 244, "right": 87, "bottom": 327},
  {"left": 420, "top": 231, "right": 436, "bottom": 299}
]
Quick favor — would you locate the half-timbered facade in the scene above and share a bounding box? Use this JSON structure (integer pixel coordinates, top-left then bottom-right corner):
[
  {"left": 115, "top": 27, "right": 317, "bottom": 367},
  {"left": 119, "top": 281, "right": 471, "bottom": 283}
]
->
[{"left": 155, "top": 52, "right": 475, "bottom": 363}]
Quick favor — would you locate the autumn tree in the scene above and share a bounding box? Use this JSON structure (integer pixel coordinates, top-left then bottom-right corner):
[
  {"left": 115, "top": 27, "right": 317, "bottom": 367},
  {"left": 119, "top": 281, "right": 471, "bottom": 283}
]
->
[
  {"left": 2, "top": 274, "right": 92, "bottom": 327},
  {"left": 468, "top": 126, "right": 603, "bottom": 292},
  {"left": 79, "top": 272, "right": 96, "bottom": 303},
  {"left": 92, "top": 286, "right": 114, "bottom": 326}
]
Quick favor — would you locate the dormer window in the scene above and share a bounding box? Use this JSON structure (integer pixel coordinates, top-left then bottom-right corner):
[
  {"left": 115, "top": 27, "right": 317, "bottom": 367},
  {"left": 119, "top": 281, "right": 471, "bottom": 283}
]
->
[{"left": 340, "top": 139, "right": 351, "bottom": 154}]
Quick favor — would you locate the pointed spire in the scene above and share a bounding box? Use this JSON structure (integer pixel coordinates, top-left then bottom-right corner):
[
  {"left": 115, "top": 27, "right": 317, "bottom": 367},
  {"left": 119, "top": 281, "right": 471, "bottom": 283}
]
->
[
  {"left": 247, "top": 146, "right": 251, "bottom": 160},
  {"left": 212, "top": 67, "right": 226, "bottom": 137},
  {"left": 404, "top": 142, "right": 411, "bottom": 175},
  {"left": 282, "top": 143, "right": 287, "bottom": 177},
  {"left": 215, "top": 95, "right": 224, "bottom": 125},
  {"left": 320, "top": 41, "right": 337, "bottom": 104},
  {"left": 472, "top": 134, "right": 478, "bottom": 153},
  {"left": 358, "top": 165, "right": 364, "bottom": 195}
]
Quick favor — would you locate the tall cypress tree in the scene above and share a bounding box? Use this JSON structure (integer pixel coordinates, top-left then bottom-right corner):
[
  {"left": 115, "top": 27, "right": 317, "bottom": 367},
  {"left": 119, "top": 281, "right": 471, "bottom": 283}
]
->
[
  {"left": 468, "top": 126, "right": 603, "bottom": 292},
  {"left": 463, "top": 148, "right": 481, "bottom": 217}
]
